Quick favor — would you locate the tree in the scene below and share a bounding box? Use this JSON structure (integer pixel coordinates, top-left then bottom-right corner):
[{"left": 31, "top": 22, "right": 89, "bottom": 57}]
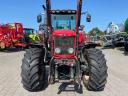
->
[
  {"left": 88, "top": 27, "right": 104, "bottom": 36},
  {"left": 125, "top": 18, "right": 128, "bottom": 34}
]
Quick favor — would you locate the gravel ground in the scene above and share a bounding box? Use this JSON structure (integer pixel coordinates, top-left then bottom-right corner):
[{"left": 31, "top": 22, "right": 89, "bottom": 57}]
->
[{"left": 0, "top": 48, "right": 128, "bottom": 96}]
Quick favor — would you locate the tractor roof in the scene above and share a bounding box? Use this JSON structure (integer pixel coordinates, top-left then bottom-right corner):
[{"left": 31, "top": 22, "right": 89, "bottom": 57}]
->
[
  {"left": 24, "top": 28, "right": 34, "bottom": 30},
  {"left": 50, "top": 10, "right": 77, "bottom": 14}
]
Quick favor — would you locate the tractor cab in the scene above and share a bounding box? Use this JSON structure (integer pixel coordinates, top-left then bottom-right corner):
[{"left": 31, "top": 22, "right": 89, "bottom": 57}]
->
[
  {"left": 23, "top": 28, "right": 34, "bottom": 37},
  {"left": 36, "top": 0, "right": 92, "bottom": 83},
  {"left": 24, "top": 28, "right": 38, "bottom": 44},
  {"left": 37, "top": 0, "right": 91, "bottom": 58},
  {"left": 51, "top": 10, "right": 76, "bottom": 30},
  {"left": 51, "top": 10, "right": 77, "bottom": 58}
]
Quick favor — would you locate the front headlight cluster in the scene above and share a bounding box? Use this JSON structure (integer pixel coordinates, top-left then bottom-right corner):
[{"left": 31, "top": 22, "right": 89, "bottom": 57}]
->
[
  {"left": 55, "top": 48, "right": 61, "bottom": 54},
  {"left": 68, "top": 48, "right": 74, "bottom": 54},
  {"left": 55, "top": 48, "right": 74, "bottom": 54}
]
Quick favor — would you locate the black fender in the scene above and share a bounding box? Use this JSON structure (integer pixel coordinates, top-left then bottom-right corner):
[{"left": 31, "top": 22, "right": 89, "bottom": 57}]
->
[{"left": 29, "top": 41, "right": 44, "bottom": 48}]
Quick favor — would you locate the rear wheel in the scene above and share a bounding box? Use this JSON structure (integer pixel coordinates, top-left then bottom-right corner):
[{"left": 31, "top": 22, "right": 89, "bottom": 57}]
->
[
  {"left": 21, "top": 47, "right": 46, "bottom": 92},
  {"left": 82, "top": 48, "right": 108, "bottom": 91}
]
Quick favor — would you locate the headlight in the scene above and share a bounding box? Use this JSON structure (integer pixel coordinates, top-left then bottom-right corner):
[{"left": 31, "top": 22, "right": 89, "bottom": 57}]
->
[
  {"left": 55, "top": 48, "right": 61, "bottom": 54},
  {"left": 68, "top": 48, "right": 74, "bottom": 54}
]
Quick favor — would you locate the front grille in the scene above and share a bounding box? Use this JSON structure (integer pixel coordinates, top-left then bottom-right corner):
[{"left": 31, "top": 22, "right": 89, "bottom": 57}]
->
[{"left": 54, "top": 37, "right": 74, "bottom": 54}]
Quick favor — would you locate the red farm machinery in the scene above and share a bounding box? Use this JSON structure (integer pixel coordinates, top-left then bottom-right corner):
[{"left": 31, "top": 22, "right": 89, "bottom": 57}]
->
[
  {"left": 0, "top": 23, "right": 27, "bottom": 50},
  {"left": 21, "top": 0, "right": 108, "bottom": 92}
]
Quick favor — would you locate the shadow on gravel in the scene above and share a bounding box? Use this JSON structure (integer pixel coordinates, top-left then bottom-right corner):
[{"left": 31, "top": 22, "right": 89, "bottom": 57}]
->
[
  {"left": 41, "top": 67, "right": 49, "bottom": 91},
  {"left": 38, "top": 66, "right": 83, "bottom": 94},
  {"left": 41, "top": 71, "right": 49, "bottom": 91},
  {"left": 29, "top": 74, "right": 49, "bottom": 92},
  {"left": 0, "top": 48, "right": 25, "bottom": 53},
  {"left": 116, "top": 47, "right": 128, "bottom": 56},
  {"left": 57, "top": 82, "right": 83, "bottom": 94},
  {"left": 33, "top": 67, "right": 49, "bottom": 92},
  {"left": 101, "top": 47, "right": 115, "bottom": 50},
  {"left": 101, "top": 46, "right": 115, "bottom": 50}
]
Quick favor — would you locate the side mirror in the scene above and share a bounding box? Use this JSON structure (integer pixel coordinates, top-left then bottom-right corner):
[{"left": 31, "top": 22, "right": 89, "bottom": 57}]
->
[
  {"left": 79, "top": 25, "right": 85, "bottom": 31},
  {"left": 86, "top": 13, "right": 91, "bottom": 22},
  {"left": 37, "top": 14, "right": 42, "bottom": 23}
]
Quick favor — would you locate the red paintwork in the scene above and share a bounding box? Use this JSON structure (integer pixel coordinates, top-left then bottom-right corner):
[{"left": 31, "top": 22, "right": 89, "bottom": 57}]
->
[
  {"left": 53, "top": 54, "right": 75, "bottom": 59},
  {"left": 52, "top": 30, "right": 85, "bottom": 59},
  {"left": 52, "top": 30, "right": 84, "bottom": 43},
  {"left": 0, "top": 23, "right": 26, "bottom": 48},
  {"left": 52, "top": 30, "right": 76, "bottom": 37},
  {"left": 52, "top": 30, "right": 76, "bottom": 58},
  {"left": 79, "top": 32, "right": 85, "bottom": 44},
  {"left": 0, "top": 31, "right": 3, "bottom": 41},
  {"left": 7, "top": 23, "right": 24, "bottom": 41},
  {"left": 53, "top": 30, "right": 76, "bottom": 59},
  {"left": 0, "top": 24, "right": 12, "bottom": 47},
  {"left": 14, "top": 42, "right": 27, "bottom": 47}
]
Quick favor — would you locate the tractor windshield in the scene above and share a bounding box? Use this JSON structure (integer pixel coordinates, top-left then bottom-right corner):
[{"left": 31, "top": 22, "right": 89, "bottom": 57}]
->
[
  {"left": 24, "top": 29, "right": 34, "bottom": 36},
  {"left": 52, "top": 14, "right": 76, "bottom": 30}
]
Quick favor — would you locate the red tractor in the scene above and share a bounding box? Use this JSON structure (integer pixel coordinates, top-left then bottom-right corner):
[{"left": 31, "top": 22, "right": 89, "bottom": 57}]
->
[
  {"left": 0, "top": 23, "right": 26, "bottom": 49},
  {"left": 21, "top": 0, "right": 108, "bottom": 92}
]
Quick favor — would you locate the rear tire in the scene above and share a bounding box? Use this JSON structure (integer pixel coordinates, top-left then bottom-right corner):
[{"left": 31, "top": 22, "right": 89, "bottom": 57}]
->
[
  {"left": 21, "top": 47, "right": 46, "bottom": 92},
  {"left": 124, "top": 44, "right": 128, "bottom": 52},
  {"left": 82, "top": 48, "right": 108, "bottom": 91}
]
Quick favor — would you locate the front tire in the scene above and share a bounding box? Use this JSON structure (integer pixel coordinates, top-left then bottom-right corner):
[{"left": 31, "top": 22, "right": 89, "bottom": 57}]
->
[
  {"left": 82, "top": 48, "right": 108, "bottom": 91},
  {"left": 21, "top": 47, "right": 46, "bottom": 92}
]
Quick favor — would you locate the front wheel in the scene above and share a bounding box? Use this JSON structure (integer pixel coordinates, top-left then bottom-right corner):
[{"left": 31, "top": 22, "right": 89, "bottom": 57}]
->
[
  {"left": 82, "top": 48, "right": 108, "bottom": 91},
  {"left": 21, "top": 47, "right": 46, "bottom": 92}
]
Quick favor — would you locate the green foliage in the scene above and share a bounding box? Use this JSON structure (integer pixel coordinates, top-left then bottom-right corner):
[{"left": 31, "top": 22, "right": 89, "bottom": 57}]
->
[
  {"left": 88, "top": 27, "right": 105, "bottom": 36},
  {"left": 125, "top": 19, "right": 128, "bottom": 34}
]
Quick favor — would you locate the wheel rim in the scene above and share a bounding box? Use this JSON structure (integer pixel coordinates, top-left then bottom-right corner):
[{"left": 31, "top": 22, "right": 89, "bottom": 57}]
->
[{"left": 82, "top": 75, "right": 90, "bottom": 86}]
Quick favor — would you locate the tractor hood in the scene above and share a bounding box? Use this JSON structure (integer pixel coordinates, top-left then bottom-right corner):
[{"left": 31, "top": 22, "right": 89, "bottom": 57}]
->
[{"left": 52, "top": 30, "right": 76, "bottom": 37}]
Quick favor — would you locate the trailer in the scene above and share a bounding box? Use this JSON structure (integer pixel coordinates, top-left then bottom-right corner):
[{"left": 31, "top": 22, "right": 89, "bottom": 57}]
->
[{"left": 0, "top": 23, "right": 27, "bottom": 49}]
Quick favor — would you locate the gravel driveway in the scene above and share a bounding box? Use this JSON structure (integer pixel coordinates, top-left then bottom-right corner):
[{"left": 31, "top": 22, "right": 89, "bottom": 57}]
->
[{"left": 0, "top": 48, "right": 128, "bottom": 96}]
